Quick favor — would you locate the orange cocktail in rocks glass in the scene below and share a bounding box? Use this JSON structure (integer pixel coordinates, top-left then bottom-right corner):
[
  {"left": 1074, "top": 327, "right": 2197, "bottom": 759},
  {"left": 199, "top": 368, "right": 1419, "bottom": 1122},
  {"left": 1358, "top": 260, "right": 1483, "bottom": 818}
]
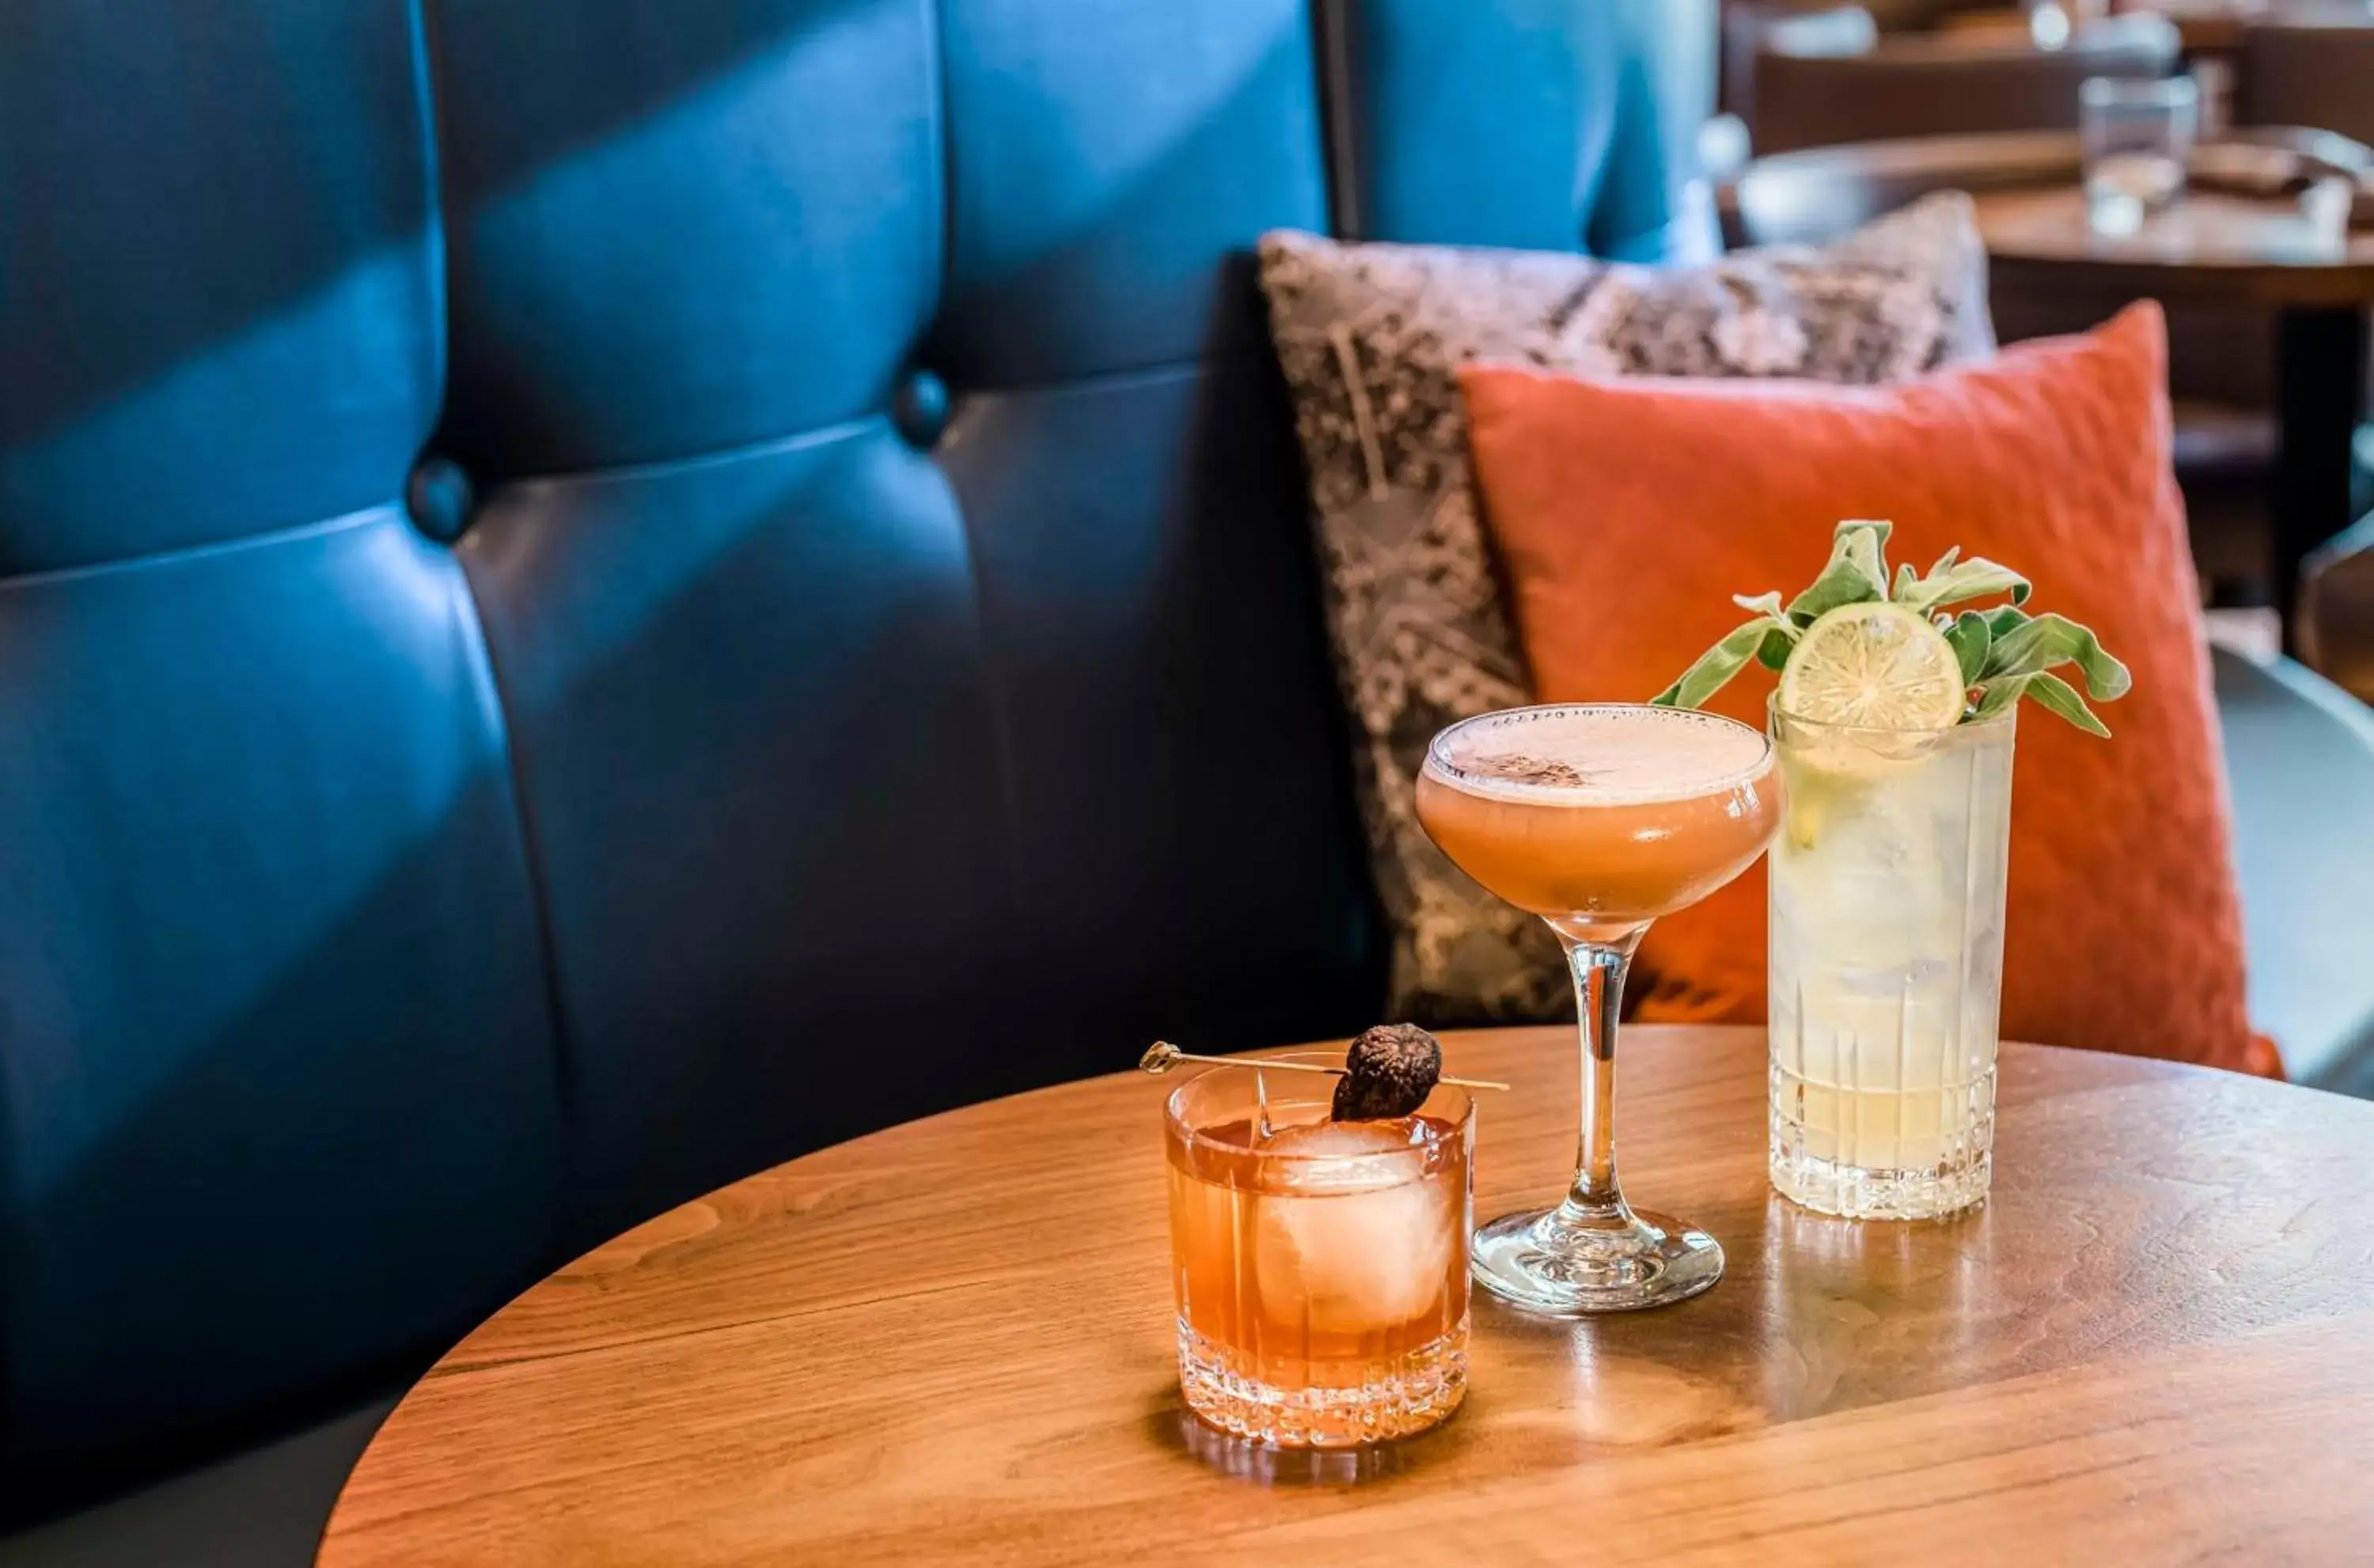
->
[
  {"left": 1163, "top": 1049, "right": 1473, "bottom": 1448},
  {"left": 1417, "top": 704, "right": 1779, "bottom": 1314}
]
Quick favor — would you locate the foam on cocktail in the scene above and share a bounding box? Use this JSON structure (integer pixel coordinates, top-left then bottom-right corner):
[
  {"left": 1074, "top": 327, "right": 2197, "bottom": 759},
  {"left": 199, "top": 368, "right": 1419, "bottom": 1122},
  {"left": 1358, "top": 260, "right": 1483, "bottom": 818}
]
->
[
  {"left": 1429, "top": 705, "right": 1775, "bottom": 807},
  {"left": 1418, "top": 705, "right": 1780, "bottom": 930}
]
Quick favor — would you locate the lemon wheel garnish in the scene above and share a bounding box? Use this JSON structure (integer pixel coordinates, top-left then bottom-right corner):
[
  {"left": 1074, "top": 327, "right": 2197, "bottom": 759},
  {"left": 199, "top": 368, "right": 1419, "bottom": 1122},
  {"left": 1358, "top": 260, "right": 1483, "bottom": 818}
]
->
[{"left": 1778, "top": 602, "right": 1967, "bottom": 731}]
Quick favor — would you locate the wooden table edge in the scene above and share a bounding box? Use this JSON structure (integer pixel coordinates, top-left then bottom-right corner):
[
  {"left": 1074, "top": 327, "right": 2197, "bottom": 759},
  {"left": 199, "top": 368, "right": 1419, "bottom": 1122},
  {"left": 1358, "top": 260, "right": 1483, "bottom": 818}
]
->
[{"left": 317, "top": 1027, "right": 2354, "bottom": 1565}]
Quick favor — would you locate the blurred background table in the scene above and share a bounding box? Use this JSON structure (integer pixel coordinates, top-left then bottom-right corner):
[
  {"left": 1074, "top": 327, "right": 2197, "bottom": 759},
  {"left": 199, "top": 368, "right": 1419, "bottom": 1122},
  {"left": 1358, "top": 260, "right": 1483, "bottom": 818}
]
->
[
  {"left": 1715, "top": 2, "right": 2374, "bottom": 673},
  {"left": 1725, "top": 127, "right": 2374, "bottom": 653},
  {"left": 1970, "top": 165, "right": 2374, "bottom": 649},
  {"left": 318, "top": 1027, "right": 2374, "bottom": 1566}
]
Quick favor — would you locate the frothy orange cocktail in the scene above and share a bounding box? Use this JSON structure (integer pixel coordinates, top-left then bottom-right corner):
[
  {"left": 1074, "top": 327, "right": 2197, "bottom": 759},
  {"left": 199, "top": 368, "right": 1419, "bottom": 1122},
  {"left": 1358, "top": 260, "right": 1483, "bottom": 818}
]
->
[{"left": 1416, "top": 706, "right": 1780, "bottom": 943}]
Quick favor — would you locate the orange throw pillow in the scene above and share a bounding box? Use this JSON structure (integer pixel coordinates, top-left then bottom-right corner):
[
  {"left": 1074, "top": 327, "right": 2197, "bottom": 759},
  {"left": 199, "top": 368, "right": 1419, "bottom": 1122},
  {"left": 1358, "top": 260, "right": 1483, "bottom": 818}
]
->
[{"left": 1458, "top": 301, "right": 2273, "bottom": 1076}]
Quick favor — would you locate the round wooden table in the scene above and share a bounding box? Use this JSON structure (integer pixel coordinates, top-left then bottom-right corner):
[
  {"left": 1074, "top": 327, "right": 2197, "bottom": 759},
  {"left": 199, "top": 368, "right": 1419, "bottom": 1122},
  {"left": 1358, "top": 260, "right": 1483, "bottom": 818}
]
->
[
  {"left": 317, "top": 1027, "right": 2374, "bottom": 1565},
  {"left": 1970, "top": 167, "right": 2374, "bottom": 650}
]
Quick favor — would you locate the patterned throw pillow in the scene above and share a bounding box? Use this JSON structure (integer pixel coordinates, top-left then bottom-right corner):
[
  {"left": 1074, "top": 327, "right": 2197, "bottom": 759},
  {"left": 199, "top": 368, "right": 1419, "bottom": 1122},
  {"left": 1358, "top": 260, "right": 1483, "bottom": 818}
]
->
[{"left": 1257, "top": 194, "right": 1996, "bottom": 1025}]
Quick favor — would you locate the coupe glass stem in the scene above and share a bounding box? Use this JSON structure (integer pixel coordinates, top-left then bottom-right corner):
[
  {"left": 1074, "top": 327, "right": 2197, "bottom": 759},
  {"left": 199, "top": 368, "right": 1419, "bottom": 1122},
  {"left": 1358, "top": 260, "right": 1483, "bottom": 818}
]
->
[{"left": 1555, "top": 926, "right": 1644, "bottom": 1224}]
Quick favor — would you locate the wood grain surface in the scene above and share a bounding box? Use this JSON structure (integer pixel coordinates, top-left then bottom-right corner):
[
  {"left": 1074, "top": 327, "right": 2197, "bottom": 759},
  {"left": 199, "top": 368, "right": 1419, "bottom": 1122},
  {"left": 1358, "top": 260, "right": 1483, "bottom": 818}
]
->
[{"left": 317, "top": 1028, "right": 2374, "bottom": 1566}]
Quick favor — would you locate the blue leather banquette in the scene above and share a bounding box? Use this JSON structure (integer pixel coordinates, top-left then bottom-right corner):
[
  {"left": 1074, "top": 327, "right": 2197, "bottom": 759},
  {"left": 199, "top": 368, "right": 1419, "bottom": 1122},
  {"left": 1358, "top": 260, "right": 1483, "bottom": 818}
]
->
[{"left": 1, "top": 0, "right": 2368, "bottom": 1557}]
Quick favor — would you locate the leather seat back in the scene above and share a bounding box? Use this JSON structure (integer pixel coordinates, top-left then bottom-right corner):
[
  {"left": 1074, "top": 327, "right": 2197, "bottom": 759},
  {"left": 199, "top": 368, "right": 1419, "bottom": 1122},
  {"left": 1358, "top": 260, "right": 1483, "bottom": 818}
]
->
[
  {"left": 0, "top": 0, "right": 1700, "bottom": 1505},
  {"left": 0, "top": 2, "right": 563, "bottom": 1499}
]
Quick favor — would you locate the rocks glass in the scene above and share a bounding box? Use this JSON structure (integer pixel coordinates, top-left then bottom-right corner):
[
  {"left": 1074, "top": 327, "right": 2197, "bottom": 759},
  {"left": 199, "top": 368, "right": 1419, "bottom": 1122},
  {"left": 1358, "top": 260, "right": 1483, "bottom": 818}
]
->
[
  {"left": 2081, "top": 75, "right": 2198, "bottom": 236},
  {"left": 1164, "top": 1055, "right": 1473, "bottom": 1447}
]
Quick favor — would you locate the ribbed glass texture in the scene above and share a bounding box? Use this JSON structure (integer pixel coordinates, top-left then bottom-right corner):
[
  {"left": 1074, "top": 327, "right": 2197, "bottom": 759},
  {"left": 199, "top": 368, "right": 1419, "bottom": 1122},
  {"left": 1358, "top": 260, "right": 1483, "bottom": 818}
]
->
[{"left": 1768, "top": 706, "right": 2016, "bottom": 1220}]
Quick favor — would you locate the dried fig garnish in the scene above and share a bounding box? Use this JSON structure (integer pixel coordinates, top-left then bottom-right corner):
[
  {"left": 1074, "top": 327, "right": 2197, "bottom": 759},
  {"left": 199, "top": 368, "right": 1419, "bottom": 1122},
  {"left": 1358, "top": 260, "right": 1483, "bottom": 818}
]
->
[{"left": 1330, "top": 1024, "right": 1443, "bottom": 1122}]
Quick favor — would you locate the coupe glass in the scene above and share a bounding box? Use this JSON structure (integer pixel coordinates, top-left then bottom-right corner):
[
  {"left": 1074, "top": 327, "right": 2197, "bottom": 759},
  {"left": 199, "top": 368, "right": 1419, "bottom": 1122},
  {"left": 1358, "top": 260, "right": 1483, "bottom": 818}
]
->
[{"left": 1416, "top": 705, "right": 1781, "bottom": 1313}]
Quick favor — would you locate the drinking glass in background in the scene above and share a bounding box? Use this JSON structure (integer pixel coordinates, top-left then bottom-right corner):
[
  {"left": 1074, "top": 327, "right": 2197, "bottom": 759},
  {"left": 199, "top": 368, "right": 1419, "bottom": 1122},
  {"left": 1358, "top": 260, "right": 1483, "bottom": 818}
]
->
[
  {"left": 2190, "top": 56, "right": 2232, "bottom": 142},
  {"left": 1165, "top": 1055, "right": 1473, "bottom": 1448},
  {"left": 2081, "top": 75, "right": 2199, "bottom": 237},
  {"left": 1767, "top": 703, "right": 2016, "bottom": 1221}
]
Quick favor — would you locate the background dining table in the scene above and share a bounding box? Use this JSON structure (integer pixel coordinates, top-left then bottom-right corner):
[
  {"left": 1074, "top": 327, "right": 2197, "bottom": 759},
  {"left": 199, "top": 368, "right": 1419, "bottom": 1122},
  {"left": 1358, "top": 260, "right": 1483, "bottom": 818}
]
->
[
  {"left": 1968, "top": 157, "right": 2374, "bottom": 649},
  {"left": 317, "top": 1025, "right": 2374, "bottom": 1566}
]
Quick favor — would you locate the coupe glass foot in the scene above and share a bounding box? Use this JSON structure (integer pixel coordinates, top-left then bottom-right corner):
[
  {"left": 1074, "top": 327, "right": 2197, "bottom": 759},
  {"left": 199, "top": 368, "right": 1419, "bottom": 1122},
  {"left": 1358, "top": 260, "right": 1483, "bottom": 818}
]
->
[{"left": 1471, "top": 1204, "right": 1723, "bottom": 1315}]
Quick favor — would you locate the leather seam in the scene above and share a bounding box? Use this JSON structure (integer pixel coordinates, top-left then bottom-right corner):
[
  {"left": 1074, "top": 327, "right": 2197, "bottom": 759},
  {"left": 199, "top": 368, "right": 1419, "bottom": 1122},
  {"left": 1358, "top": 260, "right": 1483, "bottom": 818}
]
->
[
  {"left": 1311, "top": 0, "right": 1364, "bottom": 238},
  {"left": 467, "top": 412, "right": 882, "bottom": 496},
  {"left": 0, "top": 506, "right": 391, "bottom": 597},
  {"left": 939, "top": 353, "right": 1242, "bottom": 403},
  {"left": 446, "top": 541, "right": 580, "bottom": 1253},
  {"left": 408, "top": 0, "right": 575, "bottom": 1268}
]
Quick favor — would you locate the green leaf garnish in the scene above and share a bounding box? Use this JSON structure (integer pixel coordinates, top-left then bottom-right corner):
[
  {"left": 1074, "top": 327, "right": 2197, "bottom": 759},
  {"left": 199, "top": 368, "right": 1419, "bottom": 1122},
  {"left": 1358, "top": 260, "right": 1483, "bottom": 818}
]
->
[
  {"left": 1651, "top": 619, "right": 1771, "bottom": 709},
  {"left": 2024, "top": 670, "right": 2112, "bottom": 737},
  {"left": 1981, "top": 612, "right": 2131, "bottom": 700},
  {"left": 1894, "top": 554, "right": 2033, "bottom": 616},
  {"left": 1970, "top": 672, "right": 2027, "bottom": 722},
  {"left": 1943, "top": 610, "right": 1992, "bottom": 687},
  {"left": 1731, "top": 590, "right": 1794, "bottom": 632},
  {"left": 1784, "top": 520, "right": 1893, "bottom": 623},
  {"left": 1652, "top": 518, "right": 2127, "bottom": 736},
  {"left": 1969, "top": 670, "right": 2111, "bottom": 736},
  {"left": 1725, "top": 591, "right": 1802, "bottom": 676}
]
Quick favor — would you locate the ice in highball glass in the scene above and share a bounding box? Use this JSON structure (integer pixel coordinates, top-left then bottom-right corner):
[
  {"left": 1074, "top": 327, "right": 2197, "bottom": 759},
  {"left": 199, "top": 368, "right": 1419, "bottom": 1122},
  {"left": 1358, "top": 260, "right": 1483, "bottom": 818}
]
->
[{"left": 1768, "top": 702, "right": 2016, "bottom": 1219}]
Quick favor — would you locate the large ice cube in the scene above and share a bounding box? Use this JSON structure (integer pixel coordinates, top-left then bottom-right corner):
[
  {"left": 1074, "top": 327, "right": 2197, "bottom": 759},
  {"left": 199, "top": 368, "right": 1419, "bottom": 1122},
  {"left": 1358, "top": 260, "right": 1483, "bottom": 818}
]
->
[
  {"left": 1252, "top": 1121, "right": 1451, "bottom": 1335},
  {"left": 1261, "top": 1119, "right": 1421, "bottom": 1181}
]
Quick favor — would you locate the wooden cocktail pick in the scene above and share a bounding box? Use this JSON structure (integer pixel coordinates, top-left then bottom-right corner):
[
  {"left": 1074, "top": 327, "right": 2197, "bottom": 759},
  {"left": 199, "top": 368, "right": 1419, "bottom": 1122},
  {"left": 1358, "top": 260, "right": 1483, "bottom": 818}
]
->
[{"left": 1138, "top": 1040, "right": 1507, "bottom": 1093}]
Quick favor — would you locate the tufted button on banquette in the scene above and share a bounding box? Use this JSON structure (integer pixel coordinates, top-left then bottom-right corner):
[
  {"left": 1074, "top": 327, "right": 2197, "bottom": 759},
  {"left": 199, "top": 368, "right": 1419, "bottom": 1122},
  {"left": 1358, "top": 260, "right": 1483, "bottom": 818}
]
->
[
  {"left": 404, "top": 456, "right": 476, "bottom": 544},
  {"left": 889, "top": 369, "right": 952, "bottom": 450}
]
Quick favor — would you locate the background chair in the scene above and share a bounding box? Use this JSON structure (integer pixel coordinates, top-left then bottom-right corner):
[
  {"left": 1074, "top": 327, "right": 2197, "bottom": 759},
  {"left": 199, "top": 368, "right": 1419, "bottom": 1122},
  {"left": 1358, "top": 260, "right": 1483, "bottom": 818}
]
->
[
  {"left": 2239, "top": 8, "right": 2374, "bottom": 680},
  {"left": 1721, "top": 3, "right": 1876, "bottom": 127},
  {"left": 1719, "top": 2, "right": 2065, "bottom": 125},
  {"left": 2239, "top": 0, "right": 2374, "bottom": 141},
  {"left": 1750, "top": 12, "right": 2179, "bottom": 153},
  {"left": 2301, "top": 516, "right": 2374, "bottom": 704}
]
